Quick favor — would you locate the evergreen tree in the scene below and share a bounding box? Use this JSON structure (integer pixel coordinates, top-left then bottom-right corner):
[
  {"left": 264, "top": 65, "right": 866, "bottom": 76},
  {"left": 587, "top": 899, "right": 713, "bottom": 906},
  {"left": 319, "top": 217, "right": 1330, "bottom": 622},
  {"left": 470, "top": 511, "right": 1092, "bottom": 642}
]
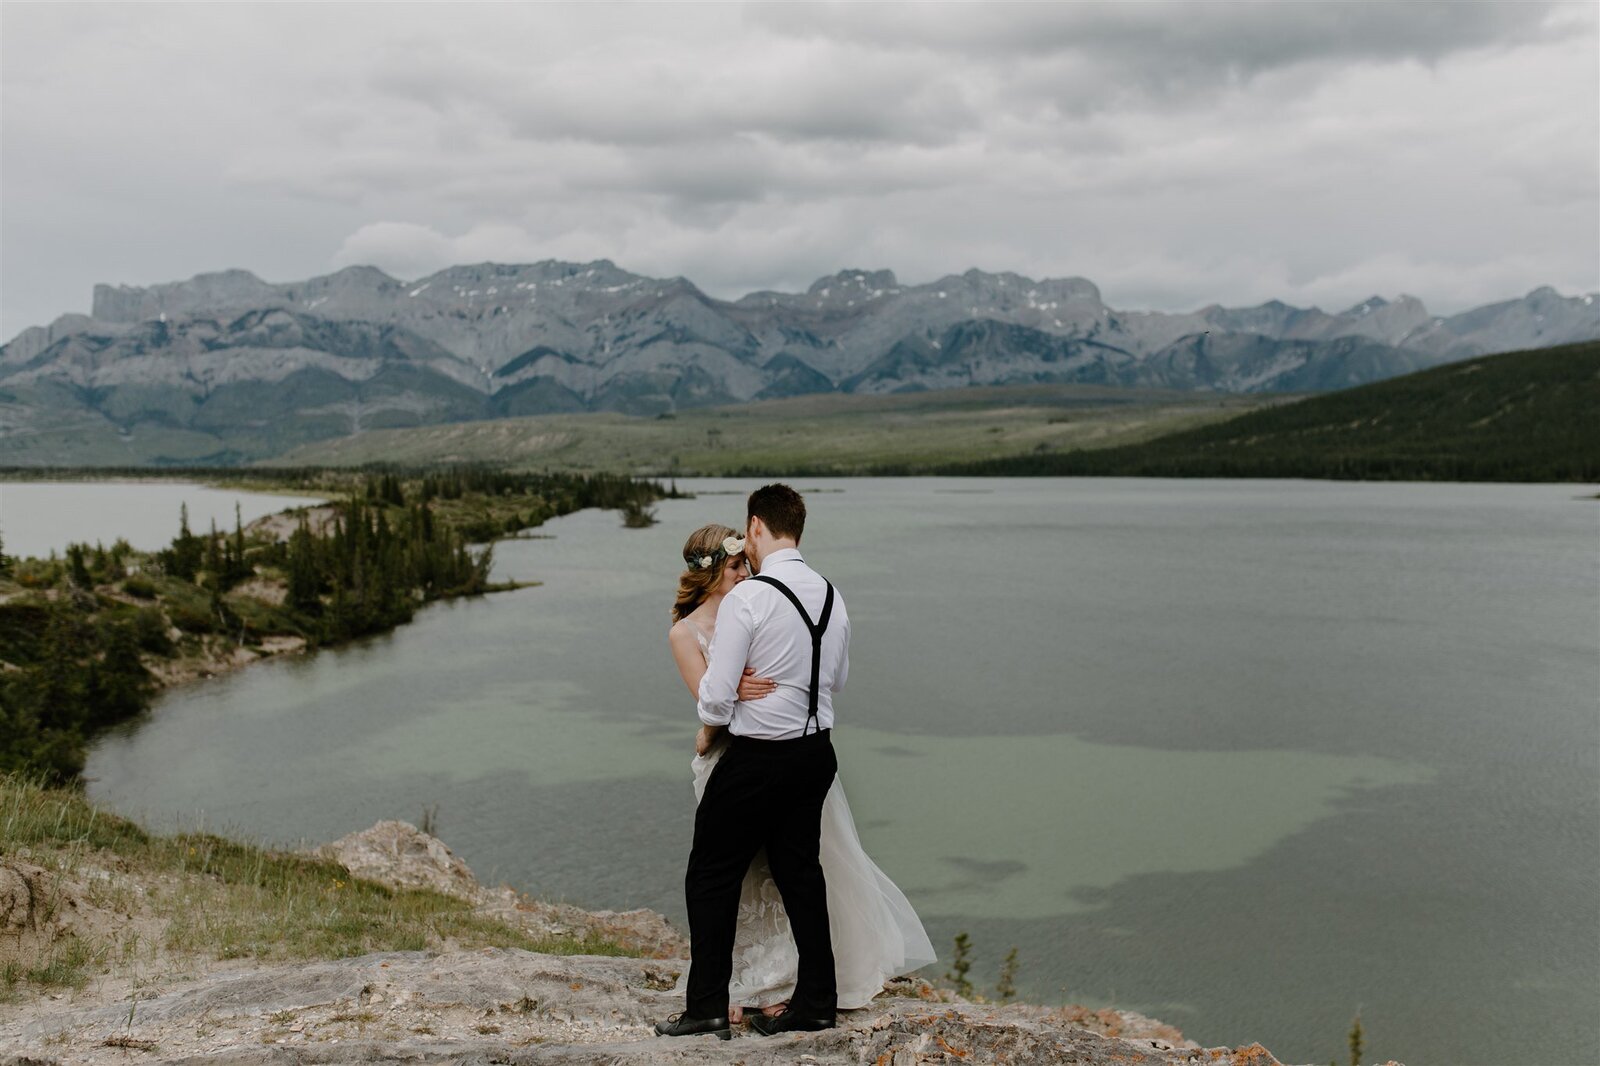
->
[
  {"left": 204, "top": 519, "right": 224, "bottom": 584},
  {"left": 286, "top": 520, "right": 322, "bottom": 616},
  {"left": 66, "top": 544, "right": 93, "bottom": 589},
  {"left": 161, "top": 504, "right": 204, "bottom": 580},
  {"left": 86, "top": 619, "right": 152, "bottom": 731},
  {"left": 227, "top": 504, "right": 251, "bottom": 587},
  {"left": 9, "top": 598, "right": 93, "bottom": 781}
]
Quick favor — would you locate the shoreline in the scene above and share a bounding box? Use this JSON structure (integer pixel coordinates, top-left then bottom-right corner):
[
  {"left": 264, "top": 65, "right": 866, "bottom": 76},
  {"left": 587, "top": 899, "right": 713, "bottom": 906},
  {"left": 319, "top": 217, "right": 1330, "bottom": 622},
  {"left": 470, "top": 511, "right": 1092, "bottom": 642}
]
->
[
  {"left": 0, "top": 781, "right": 1306, "bottom": 1066},
  {"left": 130, "top": 579, "right": 537, "bottom": 693}
]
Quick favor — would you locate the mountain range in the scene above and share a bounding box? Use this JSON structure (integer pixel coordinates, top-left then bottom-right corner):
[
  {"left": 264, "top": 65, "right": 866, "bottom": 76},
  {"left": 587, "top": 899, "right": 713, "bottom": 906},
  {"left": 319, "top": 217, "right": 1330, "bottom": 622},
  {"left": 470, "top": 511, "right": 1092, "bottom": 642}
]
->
[{"left": 1, "top": 260, "right": 1596, "bottom": 464}]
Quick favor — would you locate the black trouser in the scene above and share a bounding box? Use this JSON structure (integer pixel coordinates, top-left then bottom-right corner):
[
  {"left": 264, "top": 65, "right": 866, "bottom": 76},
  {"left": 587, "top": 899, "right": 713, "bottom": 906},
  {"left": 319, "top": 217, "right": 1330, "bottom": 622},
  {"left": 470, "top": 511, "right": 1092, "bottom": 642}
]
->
[{"left": 683, "top": 729, "right": 838, "bottom": 1020}]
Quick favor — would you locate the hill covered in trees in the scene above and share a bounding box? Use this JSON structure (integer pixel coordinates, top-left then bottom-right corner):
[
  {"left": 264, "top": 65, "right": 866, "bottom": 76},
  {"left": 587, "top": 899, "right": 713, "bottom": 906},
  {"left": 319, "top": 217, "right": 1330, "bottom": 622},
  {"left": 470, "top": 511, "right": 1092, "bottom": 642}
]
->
[{"left": 933, "top": 340, "right": 1600, "bottom": 482}]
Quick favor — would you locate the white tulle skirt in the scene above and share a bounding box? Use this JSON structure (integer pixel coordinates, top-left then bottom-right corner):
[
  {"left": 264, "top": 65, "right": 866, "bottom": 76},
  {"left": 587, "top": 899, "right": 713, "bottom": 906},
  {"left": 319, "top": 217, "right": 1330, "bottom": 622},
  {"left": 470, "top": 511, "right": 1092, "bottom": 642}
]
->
[{"left": 674, "top": 736, "right": 938, "bottom": 1010}]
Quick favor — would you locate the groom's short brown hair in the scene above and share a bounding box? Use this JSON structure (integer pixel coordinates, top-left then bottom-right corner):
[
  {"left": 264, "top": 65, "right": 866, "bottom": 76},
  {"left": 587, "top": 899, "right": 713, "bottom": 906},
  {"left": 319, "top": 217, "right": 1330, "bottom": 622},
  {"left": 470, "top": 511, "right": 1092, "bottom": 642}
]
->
[{"left": 747, "top": 483, "right": 806, "bottom": 542}]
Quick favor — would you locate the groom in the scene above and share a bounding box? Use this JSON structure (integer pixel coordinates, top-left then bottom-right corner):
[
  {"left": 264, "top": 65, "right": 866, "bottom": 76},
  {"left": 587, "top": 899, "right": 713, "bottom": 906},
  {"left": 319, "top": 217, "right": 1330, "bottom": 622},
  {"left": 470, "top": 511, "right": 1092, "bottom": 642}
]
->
[{"left": 655, "top": 483, "right": 849, "bottom": 1040}]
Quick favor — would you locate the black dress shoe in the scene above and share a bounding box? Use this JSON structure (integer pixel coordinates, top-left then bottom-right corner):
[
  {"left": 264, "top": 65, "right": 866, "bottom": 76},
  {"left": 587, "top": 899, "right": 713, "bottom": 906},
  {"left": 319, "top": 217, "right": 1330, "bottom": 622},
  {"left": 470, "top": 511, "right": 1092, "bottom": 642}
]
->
[
  {"left": 749, "top": 1009, "right": 835, "bottom": 1036},
  {"left": 653, "top": 1012, "right": 733, "bottom": 1039}
]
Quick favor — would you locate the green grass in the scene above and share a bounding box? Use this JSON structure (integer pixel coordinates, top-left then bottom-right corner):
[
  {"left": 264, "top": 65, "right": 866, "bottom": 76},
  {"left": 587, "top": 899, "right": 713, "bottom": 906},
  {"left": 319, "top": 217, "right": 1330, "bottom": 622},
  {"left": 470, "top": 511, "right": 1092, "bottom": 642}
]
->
[
  {"left": 0, "top": 404, "right": 244, "bottom": 467},
  {"left": 0, "top": 775, "right": 632, "bottom": 998},
  {"left": 271, "top": 383, "right": 1271, "bottom": 475},
  {"left": 940, "top": 341, "right": 1600, "bottom": 482}
]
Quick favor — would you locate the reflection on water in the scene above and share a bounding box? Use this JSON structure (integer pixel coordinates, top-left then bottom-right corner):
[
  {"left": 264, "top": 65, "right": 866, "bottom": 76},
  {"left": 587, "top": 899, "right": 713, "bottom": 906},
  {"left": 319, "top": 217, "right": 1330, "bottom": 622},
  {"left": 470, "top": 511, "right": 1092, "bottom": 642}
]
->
[{"left": 84, "top": 478, "right": 1599, "bottom": 1065}]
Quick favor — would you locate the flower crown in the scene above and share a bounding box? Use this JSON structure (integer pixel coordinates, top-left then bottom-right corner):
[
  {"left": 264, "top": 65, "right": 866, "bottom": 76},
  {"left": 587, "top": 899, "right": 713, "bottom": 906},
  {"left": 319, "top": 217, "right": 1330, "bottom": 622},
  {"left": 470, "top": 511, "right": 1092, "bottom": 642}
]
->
[{"left": 685, "top": 535, "right": 746, "bottom": 572}]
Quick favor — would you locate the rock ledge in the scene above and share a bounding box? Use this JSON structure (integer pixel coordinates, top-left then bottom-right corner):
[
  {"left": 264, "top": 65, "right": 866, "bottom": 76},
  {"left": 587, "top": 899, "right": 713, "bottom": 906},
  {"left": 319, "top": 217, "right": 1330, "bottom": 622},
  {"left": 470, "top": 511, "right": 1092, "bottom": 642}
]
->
[
  {"left": 0, "top": 820, "right": 1336, "bottom": 1065},
  {"left": 2, "top": 948, "right": 1301, "bottom": 1065}
]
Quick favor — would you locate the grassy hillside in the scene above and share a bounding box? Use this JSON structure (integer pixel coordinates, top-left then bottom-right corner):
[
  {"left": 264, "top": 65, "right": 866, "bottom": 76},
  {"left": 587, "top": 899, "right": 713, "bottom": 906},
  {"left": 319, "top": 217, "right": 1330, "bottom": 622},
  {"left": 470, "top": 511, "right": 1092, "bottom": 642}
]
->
[
  {"left": 0, "top": 397, "right": 247, "bottom": 467},
  {"left": 0, "top": 775, "right": 629, "bottom": 1000},
  {"left": 273, "top": 384, "right": 1270, "bottom": 475},
  {"left": 937, "top": 340, "right": 1600, "bottom": 482}
]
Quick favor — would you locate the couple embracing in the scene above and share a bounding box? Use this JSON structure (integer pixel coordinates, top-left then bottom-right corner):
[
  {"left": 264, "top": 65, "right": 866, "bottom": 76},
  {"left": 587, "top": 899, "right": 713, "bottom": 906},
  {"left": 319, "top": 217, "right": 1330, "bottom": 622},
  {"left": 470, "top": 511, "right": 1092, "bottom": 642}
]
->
[{"left": 655, "top": 484, "right": 935, "bottom": 1040}]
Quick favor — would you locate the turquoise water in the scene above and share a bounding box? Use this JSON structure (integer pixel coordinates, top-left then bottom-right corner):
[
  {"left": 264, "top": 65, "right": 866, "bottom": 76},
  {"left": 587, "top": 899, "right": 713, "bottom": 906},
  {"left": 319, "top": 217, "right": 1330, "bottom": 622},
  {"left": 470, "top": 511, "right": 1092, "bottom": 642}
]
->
[{"left": 82, "top": 478, "right": 1599, "bottom": 1065}]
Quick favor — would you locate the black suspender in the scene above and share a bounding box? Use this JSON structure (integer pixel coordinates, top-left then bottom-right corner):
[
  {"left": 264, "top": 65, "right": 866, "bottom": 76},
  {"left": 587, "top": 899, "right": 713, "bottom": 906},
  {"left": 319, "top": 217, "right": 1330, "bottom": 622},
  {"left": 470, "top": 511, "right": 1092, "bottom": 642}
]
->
[{"left": 749, "top": 574, "right": 834, "bottom": 736}]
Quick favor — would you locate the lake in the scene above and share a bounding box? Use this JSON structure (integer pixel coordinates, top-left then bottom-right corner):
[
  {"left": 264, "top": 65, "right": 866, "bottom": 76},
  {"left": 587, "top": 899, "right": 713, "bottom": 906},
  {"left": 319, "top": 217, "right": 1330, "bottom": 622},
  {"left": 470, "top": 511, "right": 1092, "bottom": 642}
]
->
[
  {"left": 81, "top": 477, "right": 1598, "bottom": 1066},
  {"left": 0, "top": 480, "right": 325, "bottom": 559}
]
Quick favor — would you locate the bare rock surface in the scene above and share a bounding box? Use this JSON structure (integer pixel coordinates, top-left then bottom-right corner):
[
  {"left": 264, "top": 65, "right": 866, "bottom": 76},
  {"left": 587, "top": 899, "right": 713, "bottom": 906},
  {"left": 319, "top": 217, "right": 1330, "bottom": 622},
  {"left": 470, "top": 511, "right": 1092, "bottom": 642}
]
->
[
  {"left": 244, "top": 506, "right": 341, "bottom": 545},
  {"left": 0, "top": 821, "right": 1331, "bottom": 1065},
  {"left": 0, "top": 948, "right": 1300, "bottom": 1065}
]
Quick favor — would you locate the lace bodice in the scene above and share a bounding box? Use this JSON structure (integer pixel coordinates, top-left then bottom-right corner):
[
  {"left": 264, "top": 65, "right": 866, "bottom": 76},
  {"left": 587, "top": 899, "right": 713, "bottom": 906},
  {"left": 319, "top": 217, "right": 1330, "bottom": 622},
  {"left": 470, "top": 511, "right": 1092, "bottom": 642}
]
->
[{"left": 687, "top": 619, "right": 714, "bottom": 659}]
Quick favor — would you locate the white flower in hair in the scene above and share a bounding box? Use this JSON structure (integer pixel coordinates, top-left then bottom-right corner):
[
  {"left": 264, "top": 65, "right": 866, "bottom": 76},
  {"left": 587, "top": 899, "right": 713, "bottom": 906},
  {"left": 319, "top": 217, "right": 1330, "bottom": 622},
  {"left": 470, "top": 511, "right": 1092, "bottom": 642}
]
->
[
  {"left": 698, "top": 555, "right": 713, "bottom": 569},
  {"left": 722, "top": 535, "right": 746, "bottom": 556}
]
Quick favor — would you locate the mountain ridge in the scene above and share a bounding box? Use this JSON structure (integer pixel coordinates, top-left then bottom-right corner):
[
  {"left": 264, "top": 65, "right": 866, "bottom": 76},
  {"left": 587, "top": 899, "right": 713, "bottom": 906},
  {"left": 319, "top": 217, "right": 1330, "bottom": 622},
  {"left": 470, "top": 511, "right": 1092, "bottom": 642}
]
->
[
  {"left": 15, "top": 261, "right": 1595, "bottom": 371},
  {"left": 3, "top": 260, "right": 1595, "bottom": 465}
]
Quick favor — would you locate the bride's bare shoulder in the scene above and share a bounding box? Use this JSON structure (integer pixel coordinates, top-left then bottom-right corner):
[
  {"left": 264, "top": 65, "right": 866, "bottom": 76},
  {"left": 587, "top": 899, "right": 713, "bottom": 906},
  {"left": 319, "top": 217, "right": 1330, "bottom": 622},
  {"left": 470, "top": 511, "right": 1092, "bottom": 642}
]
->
[{"left": 670, "top": 610, "right": 709, "bottom": 634}]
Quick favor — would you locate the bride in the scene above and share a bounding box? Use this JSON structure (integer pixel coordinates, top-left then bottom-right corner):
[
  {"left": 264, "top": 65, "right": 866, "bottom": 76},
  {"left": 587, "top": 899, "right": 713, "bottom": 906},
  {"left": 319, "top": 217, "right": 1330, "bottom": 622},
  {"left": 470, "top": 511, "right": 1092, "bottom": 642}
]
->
[{"left": 666, "top": 522, "right": 936, "bottom": 1022}]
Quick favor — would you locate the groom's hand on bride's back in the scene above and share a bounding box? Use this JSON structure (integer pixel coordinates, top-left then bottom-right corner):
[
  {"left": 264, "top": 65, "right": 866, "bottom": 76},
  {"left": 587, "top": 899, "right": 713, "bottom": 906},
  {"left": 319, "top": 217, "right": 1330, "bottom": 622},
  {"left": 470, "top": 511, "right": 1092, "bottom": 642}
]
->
[{"left": 737, "top": 667, "right": 777, "bottom": 702}]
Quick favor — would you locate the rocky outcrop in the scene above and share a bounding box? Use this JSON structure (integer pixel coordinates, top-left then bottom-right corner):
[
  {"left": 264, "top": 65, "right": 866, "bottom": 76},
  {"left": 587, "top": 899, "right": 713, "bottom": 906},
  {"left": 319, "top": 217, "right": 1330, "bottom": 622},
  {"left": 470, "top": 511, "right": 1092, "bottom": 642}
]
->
[
  {"left": 0, "top": 948, "right": 1310, "bottom": 1065},
  {"left": 319, "top": 820, "right": 484, "bottom": 900},
  {"left": 316, "top": 820, "right": 687, "bottom": 960},
  {"left": 0, "top": 821, "right": 1353, "bottom": 1065}
]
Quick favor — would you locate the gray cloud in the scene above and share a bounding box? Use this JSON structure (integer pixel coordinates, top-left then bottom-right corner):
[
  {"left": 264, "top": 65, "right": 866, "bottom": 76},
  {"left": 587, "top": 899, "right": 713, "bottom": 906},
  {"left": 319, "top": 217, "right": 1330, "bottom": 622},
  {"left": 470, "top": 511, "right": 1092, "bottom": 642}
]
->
[
  {"left": 754, "top": 2, "right": 1564, "bottom": 76},
  {"left": 2, "top": 1, "right": 1595, "bottom": 339}
]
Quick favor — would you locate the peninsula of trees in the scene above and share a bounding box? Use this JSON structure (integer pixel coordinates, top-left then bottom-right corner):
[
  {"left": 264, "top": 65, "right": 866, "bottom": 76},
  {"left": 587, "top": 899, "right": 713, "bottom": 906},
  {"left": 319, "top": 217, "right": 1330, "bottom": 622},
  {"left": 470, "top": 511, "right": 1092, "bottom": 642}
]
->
[{"left": 0, "top": 467, "right": 668, "bottom": 782}]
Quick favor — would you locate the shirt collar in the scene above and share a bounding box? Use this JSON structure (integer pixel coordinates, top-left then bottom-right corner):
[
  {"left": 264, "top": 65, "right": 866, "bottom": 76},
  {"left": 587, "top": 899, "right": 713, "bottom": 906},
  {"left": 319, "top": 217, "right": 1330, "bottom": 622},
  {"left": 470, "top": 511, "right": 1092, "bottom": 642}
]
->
[{"left": 758, "top": 547, "right": 804, "bottom": 571}]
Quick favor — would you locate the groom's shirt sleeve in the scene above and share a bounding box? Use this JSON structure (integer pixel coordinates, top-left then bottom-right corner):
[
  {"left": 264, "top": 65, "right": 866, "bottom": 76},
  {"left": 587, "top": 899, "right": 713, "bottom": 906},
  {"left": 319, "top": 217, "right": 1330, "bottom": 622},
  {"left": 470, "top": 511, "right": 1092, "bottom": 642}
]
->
[
  {"left": 832, "top": 607, "right": 850, "bottom": 694},
  {"left": 697, "top": 590, "right": 755, "bottom": 727}
]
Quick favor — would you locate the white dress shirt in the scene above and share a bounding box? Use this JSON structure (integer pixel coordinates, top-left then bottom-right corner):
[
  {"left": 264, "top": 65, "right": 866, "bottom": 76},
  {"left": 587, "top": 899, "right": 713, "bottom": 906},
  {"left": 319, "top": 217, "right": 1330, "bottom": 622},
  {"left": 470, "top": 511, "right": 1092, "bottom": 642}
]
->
[{"left": 697, "top": 548, "right": 850, "bottom": 740}]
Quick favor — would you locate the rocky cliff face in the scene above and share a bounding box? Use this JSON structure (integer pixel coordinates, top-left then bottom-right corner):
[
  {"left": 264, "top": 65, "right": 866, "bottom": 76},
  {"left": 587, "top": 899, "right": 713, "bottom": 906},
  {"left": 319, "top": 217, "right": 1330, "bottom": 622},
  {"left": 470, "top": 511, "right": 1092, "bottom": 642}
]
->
[
  {"left": 0, "top": 820, "right": 1341, "bottom": 1066},
  {"left": 3, "top": 259, "right": 1595, "bottom": 464}
]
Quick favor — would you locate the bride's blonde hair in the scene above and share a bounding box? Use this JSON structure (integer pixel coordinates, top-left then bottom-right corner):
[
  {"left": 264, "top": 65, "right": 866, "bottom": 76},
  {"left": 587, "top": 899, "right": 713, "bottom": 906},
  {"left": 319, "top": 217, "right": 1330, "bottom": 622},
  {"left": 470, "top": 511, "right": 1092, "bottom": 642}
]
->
[{"left": 672, "top": 523, "right": 742, "bottom": 623}]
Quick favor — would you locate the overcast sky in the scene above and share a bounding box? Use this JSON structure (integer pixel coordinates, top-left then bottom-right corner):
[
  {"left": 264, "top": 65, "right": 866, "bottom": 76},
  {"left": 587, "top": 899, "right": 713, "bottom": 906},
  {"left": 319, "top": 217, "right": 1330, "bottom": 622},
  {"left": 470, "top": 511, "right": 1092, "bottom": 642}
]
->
[{"left": 2, "top": 1, "right": 1595, "bottom": 339}]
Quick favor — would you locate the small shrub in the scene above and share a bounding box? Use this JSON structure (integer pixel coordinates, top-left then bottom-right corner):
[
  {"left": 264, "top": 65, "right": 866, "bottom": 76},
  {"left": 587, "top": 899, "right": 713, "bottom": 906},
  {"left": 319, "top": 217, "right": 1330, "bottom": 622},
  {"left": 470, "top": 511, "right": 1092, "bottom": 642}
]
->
[
  {"left": 131, "top": 606, "right": 172, "bottom": 654},
  {"left": 122, "top": 575, "right": 158, "bottom": 599},
  {"left": 945, "top": 932, "right": 974, "bottom": 998},
  {"left": 165, "top": 600, "right": 218, "bottom": 634},
  {"left": 621, "top": 500, "right": 657, "bottom": 528},
  {"left": 996, "top": 946, "right": 1019, "bottom": 1002}
]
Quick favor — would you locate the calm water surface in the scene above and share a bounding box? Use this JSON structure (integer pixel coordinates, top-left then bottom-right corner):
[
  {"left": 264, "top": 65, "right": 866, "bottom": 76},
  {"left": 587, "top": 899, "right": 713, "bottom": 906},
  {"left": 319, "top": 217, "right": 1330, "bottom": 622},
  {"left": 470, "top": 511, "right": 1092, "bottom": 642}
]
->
[
  {"left": 83, "top": 478, "right": 1599, "bottom": 1066},
  {"left": 0, "top": 481, "right": 324, "bottom": 558}
]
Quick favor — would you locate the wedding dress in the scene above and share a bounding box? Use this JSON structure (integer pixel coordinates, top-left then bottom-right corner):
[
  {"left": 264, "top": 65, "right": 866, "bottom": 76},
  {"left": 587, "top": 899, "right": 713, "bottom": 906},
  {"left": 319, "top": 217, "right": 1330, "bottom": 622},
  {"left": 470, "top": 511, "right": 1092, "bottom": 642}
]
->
[{"left": 677, "top": 620, "right": 937, "bottom": 1010}]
